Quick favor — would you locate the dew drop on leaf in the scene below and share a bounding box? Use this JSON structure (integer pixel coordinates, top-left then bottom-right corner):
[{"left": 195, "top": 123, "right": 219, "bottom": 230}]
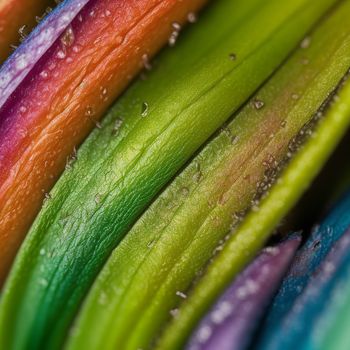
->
[
  {"left": 141, "top": 102, "right": 149, "bottom": 117},
  {"left": 112, "top": 117, "right": 123, "bottom": 135},
  {"left": 252, "top": 98, "right": 265, "bottom": 110},
  {"left": 187, "top": 12, "right": 197, "bottom": 23},
  {"left": 61, "top": 26, "right": 75, "bottom": 48},
  {"left": 172, "top": 22, "right": 181, "bottom": 31},
  {"left": 57, "top": 50, "right": 66, "bottom": 59},
  {"left": 142, "top": 54, "right": 152, "bottom": 71},
  {"left": 181, "top": 187, "right": 190, "bottom": 196},
  {"left": 85, "top": 106, "right": 94, "bottom": 117},
  {"left": 169, "top": 22, "right": 181, "bottom": 47},
  {"left": 170, "top": 309, "right": 179, "bottom": 318},
  {"left": 18, "top": 25, "right": 28, "bottom": 42},
  {"left": 300, "top": 36, "right": 311, "bottom": 49},
  {"left": 229, "top": 53, "right": 236, "bottom": 61},
  {"left": 176, "top": 291, "right": 187, "bottom": 299}
]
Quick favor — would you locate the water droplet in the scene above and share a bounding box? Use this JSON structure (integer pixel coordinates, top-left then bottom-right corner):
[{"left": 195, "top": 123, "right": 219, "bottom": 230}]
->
[
  {"left": 222, "top": 126, "right": 239, "bottom": 145},
  {"left": 230, "top": 134, "right": 239, "bottom": 145},
  {"left": 291, "top": 93, "right": 299, "bottom": 100},
  {"left": 280, "top": 120, "right": 287, "bottom": 127},
  {"left": 169, "top": 22, "right": 181, "bottom": 47},
  {"left": 57, "top": 50, "right": 66, "bottom": 59},
  {"left": 187, "top": 12, "right": 197, "bottom": 23},
  {"left": 40, "top": 70, "right": 49, "bottom": 79},
  {"left": 142, "top": 54, "right": 152, "bottom": 71},
  {"left": 36, "top": 15, "right": 44, "bottom": 23},
  {"left": 39, "top": 248, "right": 46, "bottom": 256},
  {"left": 263, "top": 246, "right": 280, "bottom": 256},
  {"left": 193, "top": 163, "right": 202, "bottom": 183},
  {"left": 169, "top": 32, "right": 179, "bottom": 47},
  {"left": 197, "top": 325, "right": 212, "bottom": 343},
  {"left": 16, "top": 55, "right": 28, "bottom": 70},
  {"left": 176, "top": 291, "right": 187, "bottom": 299},
  {"left": 172, "top": 22, "right": 181, "bottom": 31},
  {"left": 45, "top": 7, "right": 53, "bottom": 15},
  {"left": 181, "top": 187, "right": 189, "bottom": 196},
  {"left": 100, "top": 86, "right": 108, "bottom": 101},
  {"left": 213, "top": 244, "right": 224, "bottom": 255},
  {"left": 65, "top": 147, "right": 77, "bottom": 171},
  {"left": 211, "top": 301, "right": 232, "bottom": 324},
  {"left": 312, "top": 240, "right": 321, "bottom": 250},
  {"left": 101, "top": 87, "right": 108, "bottom": 96},
  {"left": 170, "top": 309, "right": 179, "bottom": 318},
  {"left": 85, "top": 106, "right": 94, "bottom": 117},
  {"left": 112, "top": 117, "right": 123, "bottom": 135},
  {"left": 252, "top": 98, "right": 264, "bottom": 110},
  {"left": 61, "top": 26, "right": 75, "bottom": 47},
  {"left": 141, "top": 102, "right": 149, "bottom": 117},
  {"left": 18, "top": 25, "right": 28, "bottom": 42},
  {"left": 147, "top": 240, "right": 155, "bottom": 249},
  {"left": 300, "top": 36, "right": 311, "bottom": 49},
  {"left": 229, "top": 53, "right": 236, "bottom": 61}
]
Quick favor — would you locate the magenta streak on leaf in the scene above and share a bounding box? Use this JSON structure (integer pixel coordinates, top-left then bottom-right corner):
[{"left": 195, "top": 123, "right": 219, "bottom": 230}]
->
[{"left": 0, "top": 0, "right": 90, "bottom": 109}]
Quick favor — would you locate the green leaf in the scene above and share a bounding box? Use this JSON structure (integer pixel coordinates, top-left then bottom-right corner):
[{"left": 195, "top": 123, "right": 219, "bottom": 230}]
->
[
  {"left": 65, "top": 2, "right": 350, "bottom": 350},
  {"left": 1, "top": 0, "right": 336, "bottom": 349},
  {"left": 159, "top": 20, "right": 350, "bottom": 350}
]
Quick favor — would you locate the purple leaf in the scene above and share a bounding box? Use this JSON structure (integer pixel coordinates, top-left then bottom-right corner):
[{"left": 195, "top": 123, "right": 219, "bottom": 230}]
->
[
  {"left": 186, "top": 234, "right": 301, "bottom": 350},
  {"left": 0, "top": 0, "right": 90, "bottom": 109}
]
